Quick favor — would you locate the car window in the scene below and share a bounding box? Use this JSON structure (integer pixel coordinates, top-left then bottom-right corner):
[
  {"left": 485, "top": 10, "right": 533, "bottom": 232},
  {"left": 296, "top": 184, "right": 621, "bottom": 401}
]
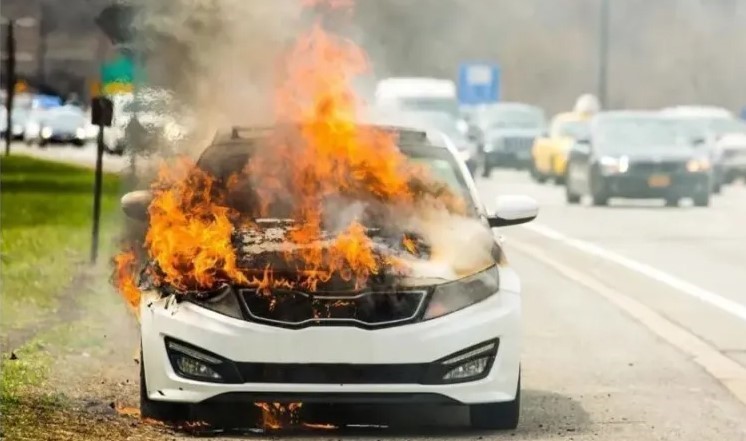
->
[
  {"left": 595, "top": 117, "right": 691, "bottom": 153},
  {"left": 396, "top": 97, "right": 459, "bottom": 118},
  {"left": 484, "top": 107, "right": 546, "bottom": 130}
]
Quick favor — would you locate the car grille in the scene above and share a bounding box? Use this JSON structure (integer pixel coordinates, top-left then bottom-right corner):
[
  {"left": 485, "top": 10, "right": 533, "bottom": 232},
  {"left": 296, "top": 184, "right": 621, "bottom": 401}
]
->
[
  {"left": 502, "top": 136, "right": 535, "bottom": 152},
  {"left": 237, "top": 362, "right": 427, "bottom": 384},
  {"left": 239, "top": 288, "right": 428, "bottom": 329},
  {"left": 629, "top": 161, "right": 686, "bottom": 174}
]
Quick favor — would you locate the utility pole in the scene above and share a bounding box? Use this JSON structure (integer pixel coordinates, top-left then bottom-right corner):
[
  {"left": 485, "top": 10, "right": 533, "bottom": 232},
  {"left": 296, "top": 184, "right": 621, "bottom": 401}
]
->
[
  {"left": 597, "top": 0, "right": 610, "bottom": 108},
  {"left": 4, "top": 20, "right": 16, "bottom": 157}
]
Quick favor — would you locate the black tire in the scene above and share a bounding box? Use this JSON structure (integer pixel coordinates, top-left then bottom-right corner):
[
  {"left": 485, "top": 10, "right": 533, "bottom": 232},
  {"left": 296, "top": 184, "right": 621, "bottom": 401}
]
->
[
  {"left": 713, "top": 182, "right": 722, "bottom": 194},
  {"left": 693, "top": 192, "right": 710, "bottom": 207},
  {"left": 566, "top": 186, "right": 581, "bottom": 204},
  {"left": 469, "top": 374, "right": 520, "bottom": 430},
  {"left": 482, "top": 163, "right": 493, "bottom": 178},
  {"left": 591, "top": 192, "right": 609, "bottom": 206},
  {"left": 140, "top": 351, "right": 191, "bottom": 422},
  {"left": 554, "top": 174, "right": 566, "bottom": 185},
  {"left": 665, "top": 197, "right": 679, "bottom": 207}
]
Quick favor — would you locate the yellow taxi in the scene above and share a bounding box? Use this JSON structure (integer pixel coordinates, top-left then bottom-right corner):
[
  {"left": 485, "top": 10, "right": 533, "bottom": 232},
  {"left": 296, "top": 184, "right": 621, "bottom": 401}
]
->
[{"left": 530, "top": 112, "right": 591, "bottom": 184}]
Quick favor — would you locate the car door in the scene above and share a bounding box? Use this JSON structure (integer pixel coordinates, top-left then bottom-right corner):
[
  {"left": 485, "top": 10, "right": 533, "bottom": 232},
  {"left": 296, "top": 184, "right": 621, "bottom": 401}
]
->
[{"left": 566, "top": 138, "right": 593, "bottom": 194}]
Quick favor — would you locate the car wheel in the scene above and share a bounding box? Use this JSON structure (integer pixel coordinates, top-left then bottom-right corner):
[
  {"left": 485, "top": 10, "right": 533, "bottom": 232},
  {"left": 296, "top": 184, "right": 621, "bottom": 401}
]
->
[
  {"left": 693, "top": 192, "right": 710, "bottom": 207},
  {"left": 591, "top": 192, "right": 608, "bottom": 206},
  {"left": 566, "top": 186, "right": 581, "bottom": 204},
  {"left": 482, "top": 163, "right": 492, "bottom": 178},
  {"left": 665, "top": 197, "right": 679, "bottom": 207},
  {"left": 140, "top": 350, "right": 191, "bottom": 422},
  {"left": 469, "top": 373, "right": 520, "bottom": 431}
]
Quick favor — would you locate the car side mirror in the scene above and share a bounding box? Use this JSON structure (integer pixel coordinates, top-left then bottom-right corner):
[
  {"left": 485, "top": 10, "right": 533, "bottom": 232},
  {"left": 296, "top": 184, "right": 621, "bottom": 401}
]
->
[
  {"left": 121, "top": 190, "right": 152, "bottom": 221},
  {"left": 487, "top": 195, "right": 539, "bottom": 228}
]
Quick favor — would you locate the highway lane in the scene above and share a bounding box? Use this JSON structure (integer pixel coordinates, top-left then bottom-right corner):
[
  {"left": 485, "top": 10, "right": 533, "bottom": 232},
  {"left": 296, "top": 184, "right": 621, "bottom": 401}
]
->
[{"left": 479, "top": 171, "right": 746, "bottom": 369}]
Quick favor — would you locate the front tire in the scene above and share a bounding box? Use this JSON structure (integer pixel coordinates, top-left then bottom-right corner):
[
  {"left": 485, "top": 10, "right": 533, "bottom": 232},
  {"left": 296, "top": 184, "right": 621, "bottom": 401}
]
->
[
  {"left": 469, "top": 374, "right": 520, "bottom": 430},
  {"left": 140, "top": 351, "right": 190, "bottom": 422},
  {"left": 693, "top": 192, "right": 710, "bottom": 207}
]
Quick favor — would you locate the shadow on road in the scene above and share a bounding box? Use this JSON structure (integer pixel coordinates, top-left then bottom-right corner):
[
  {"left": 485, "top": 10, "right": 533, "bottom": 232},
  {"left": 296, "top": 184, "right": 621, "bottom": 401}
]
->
[{"left": 176, "top": 389, "right": 590, "bottom": 439}]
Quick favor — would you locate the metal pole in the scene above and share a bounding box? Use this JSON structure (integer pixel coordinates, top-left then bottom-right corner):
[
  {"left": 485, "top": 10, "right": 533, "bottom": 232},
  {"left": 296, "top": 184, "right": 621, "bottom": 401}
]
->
[
  {"left": 90, "top": 124, "right": 105, "bottom": 263},
  {"left": 4, "top": 20, "right": 15, "bottom": 156},
  {"left": 597, "top": 0, "right": 610, "bottom": 108}
]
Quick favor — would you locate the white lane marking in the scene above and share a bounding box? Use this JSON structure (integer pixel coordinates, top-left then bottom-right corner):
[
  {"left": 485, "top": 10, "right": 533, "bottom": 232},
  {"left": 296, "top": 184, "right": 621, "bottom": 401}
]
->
[
  {"left": 511, "top": 239, "right": 746, "bottom": 405},
  {"left": 523, "top": 223, "right": 746, "bottom": 324}
]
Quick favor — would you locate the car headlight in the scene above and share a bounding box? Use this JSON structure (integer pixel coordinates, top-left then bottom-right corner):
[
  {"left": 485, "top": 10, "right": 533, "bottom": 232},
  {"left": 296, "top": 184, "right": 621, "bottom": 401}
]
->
[
  {"left": 183, "top": 284, "right": 244, "bottom": 319},
  {"left": 76, "top": 127, "right": 87, "bottom": 139},
  {"left": 423, "top": 266, "right": 499, "bottom": 320},
  {"left": 599, "top": 155, "right": 629, "bottom": 174},
  {"left": 686, "top": 157, "right": 710, "bottom": 172},
  {"left": 41, "top": 127, "right": 53, "bottom": 138}
]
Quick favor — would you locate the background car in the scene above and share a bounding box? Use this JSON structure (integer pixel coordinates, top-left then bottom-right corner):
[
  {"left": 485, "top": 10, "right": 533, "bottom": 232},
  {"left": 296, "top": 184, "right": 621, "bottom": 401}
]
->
[
  {"left": 565, "top": 111, "right": 713, "bottom": 207},
  {"left": 660, "top": 106, "right": 746, "bottom": 187},
  {"left": 36, "top": 106, "right": 89, "bottom": 147},
  {"left": 475, "top": 102, "right": 547, "bottom": 175},
  {"left": 531, "top": 112, "right": 591, "bottom": 184}
]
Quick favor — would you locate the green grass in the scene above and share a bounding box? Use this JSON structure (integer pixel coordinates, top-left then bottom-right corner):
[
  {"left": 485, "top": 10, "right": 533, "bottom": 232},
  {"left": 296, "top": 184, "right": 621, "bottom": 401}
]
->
[{"left": 1, "top": 155, "right": 122, "bottom": 336}]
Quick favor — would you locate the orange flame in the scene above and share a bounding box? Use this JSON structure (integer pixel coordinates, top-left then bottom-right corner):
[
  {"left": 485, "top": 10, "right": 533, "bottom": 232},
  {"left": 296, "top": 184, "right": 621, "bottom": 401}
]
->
[
  {"left": 113, "top": 250, "right": 140, "bottom": 313},
  {"left": 255, "top": 402, "right": 303, "bottom": 430},
  {"left": 113, "top": 1, "right": 466, "bottom": 303}
]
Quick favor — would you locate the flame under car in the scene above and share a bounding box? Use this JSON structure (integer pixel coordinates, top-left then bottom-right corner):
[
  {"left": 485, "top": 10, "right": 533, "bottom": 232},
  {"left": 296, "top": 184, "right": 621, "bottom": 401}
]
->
[{"left": 129, "top": 125, "right": 538, "bottom": 430}]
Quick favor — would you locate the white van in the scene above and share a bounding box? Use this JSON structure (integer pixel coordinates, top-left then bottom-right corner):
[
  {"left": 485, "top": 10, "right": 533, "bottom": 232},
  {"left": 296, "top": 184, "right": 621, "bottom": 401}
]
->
[{"left": 374, "top": 77, "right": 459, "bottom": 118}]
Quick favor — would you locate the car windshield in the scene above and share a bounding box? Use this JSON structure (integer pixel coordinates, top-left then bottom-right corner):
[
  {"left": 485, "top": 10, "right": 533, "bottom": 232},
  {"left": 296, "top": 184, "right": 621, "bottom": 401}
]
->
[
  {"left": 44, "top": 111, "right": 84, "bottom": 129},
  {"left": 483, "top": 107, "right": 545, "bottom": 129},
  {"left": 397, "top": 97, "right": 459, "bottom": 118},
  {"left": 402, "top": 146, "right": 473, "bottom": 211},
  {"left": 556, "top": 120, "right": 589, "bottom": 139},
  {"left": 198, "top": 138, "right": 476, "bottom": 217},
  {"left": 595, "top": 116, "right": 690, "bottom": 153},
  {"left": 708, "top": 118, "right": 746, "bottom": 135}
]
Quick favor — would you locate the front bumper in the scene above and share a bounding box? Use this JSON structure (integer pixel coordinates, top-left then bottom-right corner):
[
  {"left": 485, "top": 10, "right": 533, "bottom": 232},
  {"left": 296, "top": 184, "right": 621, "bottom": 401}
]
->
[
  {"left": 141, "top": 270, "right": 521, "bottom": 406},
  {"left": 601, "top": 172, "right": 710, "bottom": 198}
]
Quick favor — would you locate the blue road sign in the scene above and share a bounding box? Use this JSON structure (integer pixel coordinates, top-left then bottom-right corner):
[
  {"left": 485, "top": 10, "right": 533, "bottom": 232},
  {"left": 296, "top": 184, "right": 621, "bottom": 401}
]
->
[{"left": 458, "top": 63, "right": 500, "bottom": 105}]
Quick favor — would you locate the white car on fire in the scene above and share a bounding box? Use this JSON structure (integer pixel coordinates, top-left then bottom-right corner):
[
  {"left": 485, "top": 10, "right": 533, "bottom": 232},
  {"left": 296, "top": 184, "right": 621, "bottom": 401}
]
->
[{"left": 122, "top": 125, "right": 538, "bottom": 430}]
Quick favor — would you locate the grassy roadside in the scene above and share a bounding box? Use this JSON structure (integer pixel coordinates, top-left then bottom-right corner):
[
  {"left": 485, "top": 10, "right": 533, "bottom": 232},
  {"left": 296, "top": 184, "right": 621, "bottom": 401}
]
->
[
  {"left": 1, "top": 155, "right": 122, "bottom": 337},
  {"left": 0, "top": 155, "right": 130, "bottom": 439}
]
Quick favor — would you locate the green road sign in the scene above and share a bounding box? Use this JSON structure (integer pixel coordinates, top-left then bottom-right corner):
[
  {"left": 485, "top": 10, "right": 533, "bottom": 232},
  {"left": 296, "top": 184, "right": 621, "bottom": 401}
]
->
[{"left": 101, "top": 56, "right": 139, "bottom": 95}]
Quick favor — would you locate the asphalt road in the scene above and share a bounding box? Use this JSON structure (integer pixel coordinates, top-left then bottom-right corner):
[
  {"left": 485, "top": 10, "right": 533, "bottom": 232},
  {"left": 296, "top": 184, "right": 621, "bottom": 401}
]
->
[{"left": 170, "top": 170, "right": 746, "bottom": 440}]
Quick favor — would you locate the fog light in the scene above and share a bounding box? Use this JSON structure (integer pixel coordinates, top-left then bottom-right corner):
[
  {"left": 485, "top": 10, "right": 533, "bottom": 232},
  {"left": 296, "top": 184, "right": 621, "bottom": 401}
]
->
[
  {"left": 167, "top": 339, "right": 226, "bottom": 381},
  {"left": 174, "top": 354, "right": 222, "bottom": 380},
  {"left": 442, "top": 357, "right": 490, "bottom": 381}
]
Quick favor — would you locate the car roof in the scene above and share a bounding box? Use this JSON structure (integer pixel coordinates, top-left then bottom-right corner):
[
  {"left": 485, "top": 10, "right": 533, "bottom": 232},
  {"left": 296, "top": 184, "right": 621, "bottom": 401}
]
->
[
  {"left": 594, "top": 110, "right": 663, "bottom": 121},
  {"left": 552, "top": 112, "right": 590, "bottom": 123},
  {"left": 660, "top": 106, "right": 733, "bottom": 118},
  {"left": 375, "top": 77, "right": 456, "bottom": 98}
]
